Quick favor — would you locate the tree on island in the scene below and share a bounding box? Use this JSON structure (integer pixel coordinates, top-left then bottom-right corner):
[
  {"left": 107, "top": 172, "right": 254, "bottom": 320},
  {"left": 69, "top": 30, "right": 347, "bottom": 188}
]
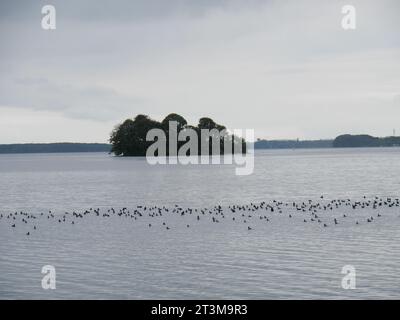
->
[{"left": 110, "top": 113, "right": 246, "bottom": 156}]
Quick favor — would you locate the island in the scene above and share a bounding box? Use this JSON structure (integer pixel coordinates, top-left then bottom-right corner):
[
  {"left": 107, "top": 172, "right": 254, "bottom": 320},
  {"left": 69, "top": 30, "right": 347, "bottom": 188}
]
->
[{"left": 109, "top": 113, "right": 246, "bottom": 156}]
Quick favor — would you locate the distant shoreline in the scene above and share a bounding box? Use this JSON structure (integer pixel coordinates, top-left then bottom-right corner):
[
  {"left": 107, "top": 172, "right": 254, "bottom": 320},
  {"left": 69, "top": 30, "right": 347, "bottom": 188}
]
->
[{"left": 0, "top": 135, "right": 399, "bottom": 154}]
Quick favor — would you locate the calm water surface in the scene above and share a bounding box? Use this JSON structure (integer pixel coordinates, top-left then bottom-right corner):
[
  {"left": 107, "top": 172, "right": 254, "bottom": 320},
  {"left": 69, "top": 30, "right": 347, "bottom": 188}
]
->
[{"left": 0, "top": 148, "right": 399, "bottom": 299}]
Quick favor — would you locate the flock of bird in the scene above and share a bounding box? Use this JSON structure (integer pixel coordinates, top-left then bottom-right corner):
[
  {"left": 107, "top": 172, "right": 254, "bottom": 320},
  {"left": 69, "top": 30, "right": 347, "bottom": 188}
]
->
[{"left": 0, "top": 196, "right": 399, "bottom": 236}]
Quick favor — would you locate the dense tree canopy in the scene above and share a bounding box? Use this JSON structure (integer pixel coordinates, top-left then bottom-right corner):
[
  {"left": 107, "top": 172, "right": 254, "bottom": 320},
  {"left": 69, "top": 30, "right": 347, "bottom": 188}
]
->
[
  {"left": 161, "top": 113, "right": 188, "bottom": 131},
  {"left": 110, "top": 115, "right": 162, "bottom": 156},
  {"left": 110, "top": 113, "right": 246, "bottom": 156}
]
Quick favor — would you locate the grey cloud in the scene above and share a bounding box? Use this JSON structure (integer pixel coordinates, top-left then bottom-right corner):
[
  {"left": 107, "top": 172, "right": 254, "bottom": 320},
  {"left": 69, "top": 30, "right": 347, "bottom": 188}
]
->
[
  {"left": 0, "top": 0, "right": 260, "bottom": 22},
  {"left": 0, "top": 77, "right": 144, "bottom": 121},
  {"left": 394, "top": 95, "right": 400, "bottom": 106}
]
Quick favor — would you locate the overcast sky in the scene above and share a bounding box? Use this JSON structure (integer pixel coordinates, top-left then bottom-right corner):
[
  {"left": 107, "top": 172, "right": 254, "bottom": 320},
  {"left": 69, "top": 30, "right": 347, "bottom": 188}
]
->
[{"left": 0, "top": 0, "right": 399, "bottom": 143}]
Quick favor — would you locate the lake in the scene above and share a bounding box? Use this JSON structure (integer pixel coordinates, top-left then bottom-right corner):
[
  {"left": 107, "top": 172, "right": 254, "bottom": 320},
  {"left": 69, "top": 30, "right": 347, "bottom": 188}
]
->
[{"left": 0, "top": 148, "right": 399, "bottom": 299}]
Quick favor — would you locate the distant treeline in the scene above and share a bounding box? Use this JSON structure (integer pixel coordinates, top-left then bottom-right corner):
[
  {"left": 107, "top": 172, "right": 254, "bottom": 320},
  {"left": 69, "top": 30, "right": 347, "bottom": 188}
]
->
[
  {"left": 1, "top": 135, "right": 399, "bottom": 154},
  {"left": 0, "top": 143, "right": 111, "bottom": 154},
  {"left": 256, "top": 135, "right": 400, "bottom": 149},
  {"left": 333, "top": 135, "right": 400, "bottom": 148},
  {"left": 255, "top": 139, "right": 333, "bottom": 149}
]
